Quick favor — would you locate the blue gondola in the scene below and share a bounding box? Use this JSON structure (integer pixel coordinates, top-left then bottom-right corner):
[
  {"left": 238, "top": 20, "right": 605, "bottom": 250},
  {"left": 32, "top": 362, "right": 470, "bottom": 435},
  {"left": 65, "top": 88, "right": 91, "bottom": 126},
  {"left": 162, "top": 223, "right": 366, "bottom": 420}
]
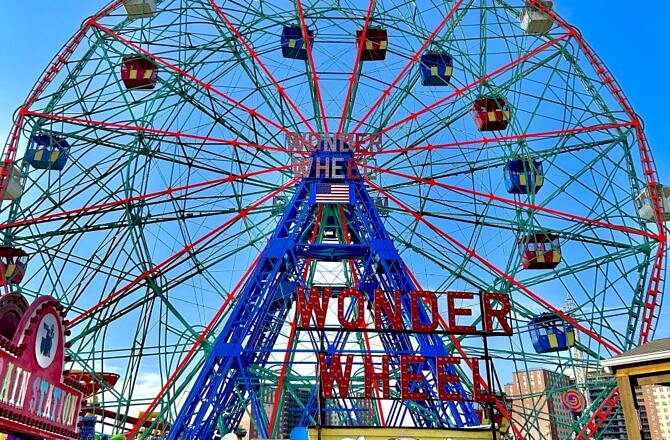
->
[
  {"left": 281, "top": 25, "right": 314, "bottom": 60},
  {"left": 25, "top": 134, "right": 70, "bottom": 170},
  {"left": 504, "top": 159, "right": 544, "bottom": 194},
  {"left": 420, "top": 52, "right": 453, "bottom": 86},
  {"left": 529, "top": 313, "right": 575, "bottom": 353}
]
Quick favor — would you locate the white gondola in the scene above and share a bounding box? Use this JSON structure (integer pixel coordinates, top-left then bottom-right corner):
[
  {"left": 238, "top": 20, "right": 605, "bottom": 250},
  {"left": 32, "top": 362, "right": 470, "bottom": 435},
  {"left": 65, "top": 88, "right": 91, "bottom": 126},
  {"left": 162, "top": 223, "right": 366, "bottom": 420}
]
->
[
  {"left": 2, "top": 165, "right": 25, "bottom": 201},
  {"left": 272, "top": 195, "right": 288, "bottom": 215},
  {"left": 635, "top": 185, "right": 670, "bottom": 222},
  {"left": 520, "top": 1, "right": 554, "bottom": 34},
  {"left": 124, "top": 0, "right": 157, "bottom": 19}
]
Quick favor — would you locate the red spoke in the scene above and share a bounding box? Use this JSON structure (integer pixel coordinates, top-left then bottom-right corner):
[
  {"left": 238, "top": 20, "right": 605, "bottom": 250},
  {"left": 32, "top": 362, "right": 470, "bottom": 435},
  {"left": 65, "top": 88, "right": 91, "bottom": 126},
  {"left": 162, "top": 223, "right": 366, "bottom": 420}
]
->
[
  {"left": 358, "top": 122, "right": 635, "bottom": 156},
  {"left": 269, "top": 205, "right": 323, "bottom": 435},
  {"left": 68, "top": 178, "right": 298, "bottom": 328},
  {"left": 22, "top": 110, "right": 302, "bottom": 156},
  {"left": 1, "top": 2, "right": 126, "bottom": 203},
  {"left": 207, "top": 0, "right": 317, "bottom": 136},
  {"left": 267, "top": 312, "right": 299, "bottom": 437},
  {"left": 364, "top": 163, "right": 655, "bottom": 240},
  {"left": 403, "top": 267, "right": 525, "bottom": 439},
  {"left": 295, "top": 0, "right": 329, "bottom": 134},
  {"left": 128, "top": 251, "right": 264, "bottom": 438},
  {"left": 527, "top": 1, "right": 667, "bottom": 347},
  {"left": 0, "top": 164, "right": 292, "bottom": 231},
  {"left": 352, "top": 32, "right": 571, "bottom": 148},
  {"left": 366, "top": 179, "right": 622, "bottom": 355},
  {"left": 336, "top": 0, "right": 375, "bottom": 134},
  {"left": 339, "top": 204, "right": 386, "bottom": 424},
  {"left": 352, "top": 0, "right": 466, "bottom": 134},
  {"left": 91, "top": 21, "right": 293, "bottom": 138}
]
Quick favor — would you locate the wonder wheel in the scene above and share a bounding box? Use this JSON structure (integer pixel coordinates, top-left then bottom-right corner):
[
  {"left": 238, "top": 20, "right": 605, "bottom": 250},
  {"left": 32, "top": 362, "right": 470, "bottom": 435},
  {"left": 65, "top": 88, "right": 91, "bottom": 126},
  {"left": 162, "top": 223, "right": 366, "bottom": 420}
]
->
[{"left": 0, "top": 1, "right": 665, "bottom": 439}]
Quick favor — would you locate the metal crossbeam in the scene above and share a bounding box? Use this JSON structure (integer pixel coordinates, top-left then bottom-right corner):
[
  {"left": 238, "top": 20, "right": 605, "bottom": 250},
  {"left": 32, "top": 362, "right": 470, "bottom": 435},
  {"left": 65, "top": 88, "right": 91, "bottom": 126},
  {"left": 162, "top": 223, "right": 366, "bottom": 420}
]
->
[{"left": 169, "top": 153, "right": 477, "bottom": 438}]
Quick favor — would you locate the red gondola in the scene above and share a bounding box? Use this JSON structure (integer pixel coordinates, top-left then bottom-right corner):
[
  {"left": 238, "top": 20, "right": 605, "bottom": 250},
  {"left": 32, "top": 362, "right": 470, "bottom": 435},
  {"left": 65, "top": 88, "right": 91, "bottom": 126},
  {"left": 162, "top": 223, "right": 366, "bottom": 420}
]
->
[
  {"left": 121, "top": 57, "right": 158, "bottom": 90},
  {"left": 517, "top": 233, "right": 561, "bottom": 269},
  {"left": 471, "top": 96, "right": 511, "bottom": 131},
  {"left": 356, "top": 28, "right": 388, "bottom": 61},
  {"left": 0, "top": 247, "right": 28, "bottom": 285}
]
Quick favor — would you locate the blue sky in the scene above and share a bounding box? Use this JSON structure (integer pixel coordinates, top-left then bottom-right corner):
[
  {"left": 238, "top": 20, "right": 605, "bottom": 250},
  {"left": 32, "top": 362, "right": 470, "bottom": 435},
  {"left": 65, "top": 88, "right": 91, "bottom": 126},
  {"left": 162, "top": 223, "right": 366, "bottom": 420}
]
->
[{"left": 1, "top": 1, "right": 668, "bottom": 342}]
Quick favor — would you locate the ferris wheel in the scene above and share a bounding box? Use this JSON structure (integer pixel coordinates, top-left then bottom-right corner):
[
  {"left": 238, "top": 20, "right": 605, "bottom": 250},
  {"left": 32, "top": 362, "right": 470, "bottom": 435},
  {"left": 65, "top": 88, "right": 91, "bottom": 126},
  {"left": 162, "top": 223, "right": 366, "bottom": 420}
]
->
[{"left": 0, "top": 0, "right": 666, "bottom": 439}]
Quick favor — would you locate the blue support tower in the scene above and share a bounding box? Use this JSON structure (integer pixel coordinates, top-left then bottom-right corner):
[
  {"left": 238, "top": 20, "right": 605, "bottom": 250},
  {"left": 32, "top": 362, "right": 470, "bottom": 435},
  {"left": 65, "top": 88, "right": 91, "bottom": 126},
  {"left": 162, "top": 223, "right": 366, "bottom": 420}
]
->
[{"left": 168, "top": 138, "right": 479, "bottom": 439}]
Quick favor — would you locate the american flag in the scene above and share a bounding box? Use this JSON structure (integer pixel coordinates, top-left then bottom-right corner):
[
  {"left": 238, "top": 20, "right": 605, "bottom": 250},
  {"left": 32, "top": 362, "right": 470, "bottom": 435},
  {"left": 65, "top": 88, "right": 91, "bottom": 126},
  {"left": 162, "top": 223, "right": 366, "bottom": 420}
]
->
[{"left": 315, "top": 183, "right": 351, "bottom": 204}]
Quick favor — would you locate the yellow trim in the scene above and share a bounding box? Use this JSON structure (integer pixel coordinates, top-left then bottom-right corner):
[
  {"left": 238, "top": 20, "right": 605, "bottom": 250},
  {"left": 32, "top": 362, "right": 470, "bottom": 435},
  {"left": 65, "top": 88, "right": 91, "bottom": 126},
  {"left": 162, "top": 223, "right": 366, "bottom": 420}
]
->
[
  {"left": 487, "top": 111, "right": 497, "bottom": 122},
  {"left": 553, "top": 251, "right": 561, "bottom": 263},
  {"left": 379, "top": 40, "right": 388, "bottom": 49},
  {"left": 288, "top": 39, "right": 297, "bottom": 48},
  {"left": 50, "top": 150, "right": 60, "bottom": 162},
  {"left": 306, "top": 427, "right": 501, "bottom": 440},
  {"left": 5, "top": 264, "right": 16, "bottom": 278},
  {"left": 365, "top": 40, "right": 374, "bottom": 50},
  {"left": 34, "top": 149, "right": 44, "bottom": 162},
  {"left": 444, "top": 66, "right": 453, "bottom": 76},
  {"left": 567, "top": 330, "right": 575, "bottom": 346},
  {"left": 547, "top": 333, "right": 559, "bottom": 348},
  {"left": 430, "top": 66, "right": 438, "bottom": 76},
  {"left": 143, "top": 69, "right": 153, "bottom": 79},
  {"left": 129, "top": 69, "right": 138, "bottom": 80},
  {"left": 536, "top": 252, "right": 545, "bottom": 263},
  {"left": 519, "top": 174, "right": 527, "bottom": 185}
]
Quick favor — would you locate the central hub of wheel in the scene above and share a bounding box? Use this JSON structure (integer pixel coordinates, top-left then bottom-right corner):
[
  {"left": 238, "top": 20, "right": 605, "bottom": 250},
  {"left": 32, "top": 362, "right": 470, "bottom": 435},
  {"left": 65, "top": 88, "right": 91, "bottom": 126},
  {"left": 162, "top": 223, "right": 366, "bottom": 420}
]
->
[{"left": 285, "top": 132, "right": 381, "bottom": 180}]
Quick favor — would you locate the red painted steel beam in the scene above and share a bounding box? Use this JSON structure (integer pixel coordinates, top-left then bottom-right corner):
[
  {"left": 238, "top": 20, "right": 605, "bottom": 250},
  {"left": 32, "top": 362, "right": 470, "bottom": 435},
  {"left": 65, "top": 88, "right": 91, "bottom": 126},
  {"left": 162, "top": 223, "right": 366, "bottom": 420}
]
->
[
  {"left": 337, "top": 0, "right": 376, "bottom": 134},
  {"left": 352, "top": 0, "right": 466, "bottom": 134},
  {"left": 0, "top": 164, "right": 292, "bottom": 232},
  {"left": 91, "top": 21, "right": 293, "bottom": 138},
  {"left": 207, "top": 0, "right": 317, "bottom": 136},
  {"left": 69, "top": 178, "right": 298, "bottom": 329},
  {"left": 359, "top": 122, "right": 635, "bottom": 157},
  {"left": 366, "top": 179, "right": 622, "bottom": 355},
  {"left": 22, "top": 110, "right": 300, "bottom": 155},
  {"left": 127, "top": 251, "right": 265, "bottom": 438},
  {"left": 351, "top": 32, "right": 571, "bottom": 153},
  {"left": 365, "top": 163, "right": 655, "bottom": 240},
  {"left": 295, "top": 0, "right": 329, "bottom": 134}
]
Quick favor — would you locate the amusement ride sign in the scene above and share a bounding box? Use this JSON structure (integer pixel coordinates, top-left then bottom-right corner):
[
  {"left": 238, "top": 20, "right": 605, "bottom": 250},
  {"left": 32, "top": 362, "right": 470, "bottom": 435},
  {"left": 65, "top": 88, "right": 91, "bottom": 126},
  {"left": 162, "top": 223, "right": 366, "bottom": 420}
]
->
[
  {"left": 296, "top": 287, "right": 512, "bottom": 403},
  {"left": 0, "top": 294, "right": 84, "bottom": 440},
  {"left": 286, "top": 131, "right": 381, "bottom": 179}
]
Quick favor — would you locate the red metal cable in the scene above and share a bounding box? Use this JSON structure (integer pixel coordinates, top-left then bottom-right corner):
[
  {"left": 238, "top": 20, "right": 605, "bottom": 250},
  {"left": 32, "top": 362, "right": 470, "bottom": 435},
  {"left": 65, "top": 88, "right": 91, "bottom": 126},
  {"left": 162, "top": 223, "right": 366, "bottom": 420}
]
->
[
  {"left": 352, "top": 0, "right": 466, "bottom": 134},
  {"left": 91, "top": 21, "right": 294, "bottom": 138},
  {"left": 207, "top": 0, "right": 317, "bottom": 136},
  {"left": 358, "top": 122, "right": 635, "bottom": 157},
  {"left": 367, "top": 179, "right": 622, "bottom": 355},
  {"left": 363, "top": 163, "right": 655, "bottom": 240},
  {"left": 294, "top": 0, "right": 329, "bottom": 134},
  {"left": 336, "top": 0, "right": 376, "bottom": 134},
  {"left": 69, "top": 178, "right": 298, "bottom": 328}
]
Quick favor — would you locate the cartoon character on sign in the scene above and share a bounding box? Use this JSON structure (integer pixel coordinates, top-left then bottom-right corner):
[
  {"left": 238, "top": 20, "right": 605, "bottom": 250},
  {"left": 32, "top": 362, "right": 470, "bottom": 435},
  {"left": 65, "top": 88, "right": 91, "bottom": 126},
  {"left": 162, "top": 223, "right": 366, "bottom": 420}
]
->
[{"left": 40, "top": 323, "right": 55, "bottom": 358}]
